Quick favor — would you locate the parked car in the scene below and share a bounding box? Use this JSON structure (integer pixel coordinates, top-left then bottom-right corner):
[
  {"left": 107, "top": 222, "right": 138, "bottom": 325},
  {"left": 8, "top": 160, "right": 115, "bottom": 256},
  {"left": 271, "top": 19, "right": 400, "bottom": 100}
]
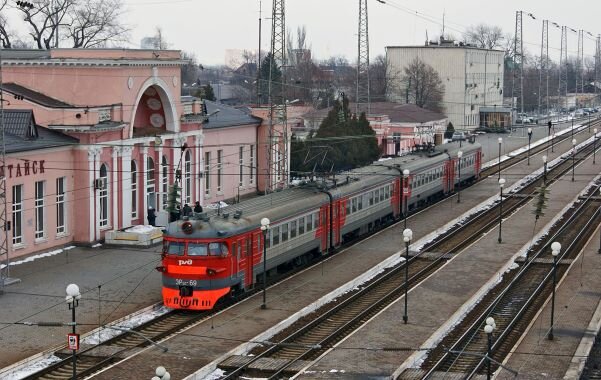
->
[{"left": 451, "top": 132, "right": 466, "bottom": 141}]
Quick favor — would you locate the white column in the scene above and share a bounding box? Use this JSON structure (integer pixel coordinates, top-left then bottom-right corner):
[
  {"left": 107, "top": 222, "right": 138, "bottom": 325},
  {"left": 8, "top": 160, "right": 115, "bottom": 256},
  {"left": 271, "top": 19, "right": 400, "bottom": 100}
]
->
[
  {"left": 121, "top": 146, "right": 133, "bottom": 227},
  {"left": 87, "top": 149, "right": 97, "bottom": 242},
  {"left": 156, "top": 145, "right": 164, "bottom": 210},
  {"left": 111, "top": 147, "right": 120, "bottom": 230},
  {"left": 194, "top": 134, "right": 204, "bottom": 205},
  {"left": 141, "top": 146, "right": 149, "bottom": 225}
]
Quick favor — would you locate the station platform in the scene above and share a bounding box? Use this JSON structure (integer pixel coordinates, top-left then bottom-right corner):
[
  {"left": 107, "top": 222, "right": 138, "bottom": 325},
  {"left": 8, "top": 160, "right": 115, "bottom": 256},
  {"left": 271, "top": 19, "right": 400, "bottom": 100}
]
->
[
  {"left": 295, "top": 130, "right": 600, "bottom": 378},
  {"left": 89, "top": 127, "right": 597, "bottom": 379}
]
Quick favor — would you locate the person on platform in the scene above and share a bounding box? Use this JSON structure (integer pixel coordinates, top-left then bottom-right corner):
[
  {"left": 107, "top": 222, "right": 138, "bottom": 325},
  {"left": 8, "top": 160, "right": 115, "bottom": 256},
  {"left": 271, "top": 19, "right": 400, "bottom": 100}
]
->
[
  {"left": 194, "top": 201, "right": 203, "bottom": 213},
  {"left": 182, "top": 203, "right": 193, "bottom": 217},
  {"left": 147, "top": 207, "right": 156, "bottom": 226}
]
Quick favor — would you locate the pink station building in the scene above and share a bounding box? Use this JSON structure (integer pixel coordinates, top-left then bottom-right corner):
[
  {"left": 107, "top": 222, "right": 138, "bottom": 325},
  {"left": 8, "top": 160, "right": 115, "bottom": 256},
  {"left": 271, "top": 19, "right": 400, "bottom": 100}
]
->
[{"left": 1, "top": 49, "right": 289, "bottom": 260}]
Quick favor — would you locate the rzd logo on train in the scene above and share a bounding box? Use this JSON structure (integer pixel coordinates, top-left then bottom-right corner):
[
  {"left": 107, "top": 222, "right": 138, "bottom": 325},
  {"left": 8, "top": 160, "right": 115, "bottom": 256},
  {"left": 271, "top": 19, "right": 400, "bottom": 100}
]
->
[{"left": 178, "top": 259, "right": 193, "bottom": 265}]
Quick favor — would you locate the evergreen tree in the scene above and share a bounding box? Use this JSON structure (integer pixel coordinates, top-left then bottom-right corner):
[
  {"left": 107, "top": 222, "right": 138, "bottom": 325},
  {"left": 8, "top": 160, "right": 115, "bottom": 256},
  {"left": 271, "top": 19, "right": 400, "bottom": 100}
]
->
[
  {"left": 291, "top": 95, "right": 380, "bottom": 175},
  {"left": 257, "top": 52, "right": 282, "bottom": 105}
]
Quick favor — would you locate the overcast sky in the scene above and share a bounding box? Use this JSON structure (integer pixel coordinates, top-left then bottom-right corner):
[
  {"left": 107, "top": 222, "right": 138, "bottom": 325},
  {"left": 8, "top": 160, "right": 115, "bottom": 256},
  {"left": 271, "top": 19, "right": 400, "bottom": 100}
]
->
[{"left": 14, "top": 0, "right": 601, "bottom": 65}]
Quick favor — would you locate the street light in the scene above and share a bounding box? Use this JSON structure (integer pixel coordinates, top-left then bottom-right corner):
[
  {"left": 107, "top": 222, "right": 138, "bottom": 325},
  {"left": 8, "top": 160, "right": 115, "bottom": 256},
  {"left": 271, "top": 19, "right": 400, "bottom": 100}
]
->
[
  {"left": 572, "top": 138, "right": 577, "bottom": 182},
  {"left": 260, "top": 217, "right": 270, "bottom": 309},
  {"left": 457, "top": 151, "right": 463, "bottom": 203},
  {"left": 66, "top": 283, "right": 81, "bottom": 380},
  {"left": 485, "top": 317, "right": 496, "bottom": 380},
  {"left": 497, "top": 137, "right": 503, "bottom": 180},
  {"left": 548, "top": 241, "right": 561, "bottom": 340},
  {"left": 542, "top": 155, "right": 548, "bottom": 185},
  {"left": 152, "top": 366, "right": 171, "bottom": 380},
  {"left": 403, "top": 169, "right": 410, "bottom": 230},
  {"left": 498, "top": 178, "right": 506, "bottom": 243},
  {"left": 402, "top": 228, "right": 412, "bottom": 324},
  {"left": 594, "top": 128, "right": 598, "bottom": 165},
  {"left": 527, "top": 128, "right": 533, "bottom": 165}
]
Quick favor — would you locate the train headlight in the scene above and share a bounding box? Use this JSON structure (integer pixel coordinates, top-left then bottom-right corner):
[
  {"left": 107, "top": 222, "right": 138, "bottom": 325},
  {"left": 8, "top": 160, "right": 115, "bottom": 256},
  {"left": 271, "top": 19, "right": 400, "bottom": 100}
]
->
[
  {"left": 155, "top": 266, "right": 166, "bottom": 272},
  {"left": 207, "top": 268, "right": 217, "bottom": 276}
]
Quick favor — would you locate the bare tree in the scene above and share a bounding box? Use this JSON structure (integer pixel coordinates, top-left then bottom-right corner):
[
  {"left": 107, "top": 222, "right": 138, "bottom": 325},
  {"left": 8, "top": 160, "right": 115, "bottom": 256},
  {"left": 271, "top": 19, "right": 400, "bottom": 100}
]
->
[
  {"left": 401, "top": 58, "right": 445, "bottom": 112},
  {"left": 0, "top": 0, "right": 13, "bottom": 48},
  {"left": 153, "top": 26, "right": 170, "bottom": 49},
  {"left": 464, "top": 24, "right": 505, "bottom": 50},
  {"left": 69, "top": 0, "right": 129, "bottom": 48},
  {"left": 18, "top": 0, "right": 77, "bottom": 49},
  {"left": 370, "top": 55, "right": 388, "bottom": 102}
]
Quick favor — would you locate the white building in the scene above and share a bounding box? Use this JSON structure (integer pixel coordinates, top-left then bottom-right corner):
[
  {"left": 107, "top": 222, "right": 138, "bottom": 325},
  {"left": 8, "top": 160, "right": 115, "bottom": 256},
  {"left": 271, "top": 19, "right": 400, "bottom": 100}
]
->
[{"left": 386, "top": 42, "right": 505, "bottom": 130}]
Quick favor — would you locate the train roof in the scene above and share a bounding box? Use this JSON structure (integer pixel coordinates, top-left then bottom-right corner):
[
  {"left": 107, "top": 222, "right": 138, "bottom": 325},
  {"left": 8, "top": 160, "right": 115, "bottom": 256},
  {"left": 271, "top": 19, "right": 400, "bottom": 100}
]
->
[{"left": 164, "top": 141, "right": 481, "bottom": 239}]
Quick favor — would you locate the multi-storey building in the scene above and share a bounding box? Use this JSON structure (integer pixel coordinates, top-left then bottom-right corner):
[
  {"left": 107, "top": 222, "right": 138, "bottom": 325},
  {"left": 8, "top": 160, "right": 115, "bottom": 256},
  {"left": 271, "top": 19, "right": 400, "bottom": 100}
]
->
[{"left": 386, "top": 41, "right": 505, "bottom": 130}]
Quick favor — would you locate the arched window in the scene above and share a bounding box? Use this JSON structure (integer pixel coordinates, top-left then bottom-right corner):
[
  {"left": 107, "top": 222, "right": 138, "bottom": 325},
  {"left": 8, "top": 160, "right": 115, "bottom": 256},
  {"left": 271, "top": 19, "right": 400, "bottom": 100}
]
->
[
  {"left": 99, "top": 164, "right": 109, "bottom": 227},
  {"left": 184, "top": 150, "right": 192, "bottom": 205},
  {"left": 147, "top": 156, "right": 156, "bottom": 209},
  {"left": 131, "top": 160, "right": 138, "bottom": 219},
  {"left": 162, "top": 156, "right": 168, "bottom": 210}
]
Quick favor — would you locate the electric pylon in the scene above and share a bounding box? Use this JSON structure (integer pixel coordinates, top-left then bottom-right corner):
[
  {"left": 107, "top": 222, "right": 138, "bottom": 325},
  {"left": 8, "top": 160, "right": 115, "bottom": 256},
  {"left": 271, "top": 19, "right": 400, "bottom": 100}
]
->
[
  {"left": 512, "top": 11, "right": 524, "bottom": 114},
  {"left": 577, "top": 30, "right": 584, "bottom": 95},
  {"left": 596, "top": 35, "right": 600, "bottom": 99},
  {"left": 559, "top": 26, "right": 568, "bottom": 109},
  {"left": 538, "top": 20, "right": 549, "bottom": 116},
  {"left": 267, "top": 0, "right": 288, "bottom": 192},
  {"left": 356, "top": 0, "right": 370, "bottom": 116}
]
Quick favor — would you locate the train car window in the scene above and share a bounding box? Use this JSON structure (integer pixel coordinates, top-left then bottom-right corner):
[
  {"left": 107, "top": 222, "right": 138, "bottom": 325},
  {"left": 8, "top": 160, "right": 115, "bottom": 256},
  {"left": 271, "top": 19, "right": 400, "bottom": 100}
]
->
[
  {"left": 238, "top": 242, "right": 242, "bottom": 260},
  {"left": 272, "top": 226, "right": 280, "bottom": 245},
  {"left": 352, "top": 198, "right": 357, "bottom": 212},
  {"left": 299, "top": 217, "right": 305, "bottom": 234},
  {"left": 282, "top": 223, "right": 289, "bottom": 242},
  {"left": 166, "top": 241, "right": 185, "bottom": 256},
  {"left": 380, "top": 188, "right": 385, "bottom": 202},
  {"left": 375, "top": 189, "right": 379, "bottom": 203},
  {"left": 369, "top": 191, "right": 374, "bottom": 206},
  {"left": 258, "top": 234, "right": 262, "bottom": 253},
  {"left": 314, "top": 212, "right": 319, "bottom": 228},
  {"left": 291, "top": 221, "right": 297, "bottom": 238},
  {"left": 346, "top": 200, "right": 350, "bottom": 215},
  {"left": 209, "top": 242, "right": 229, "bottom": 256},
  {"left": 247, "top": 239, "right": 252, "bottom": 256},
  {"left": 358, "top": 196, "right": 363, "bottom": 210},
  {"left": 385, "top": 185, "right": 390, "bottom": 199},
  {"left": 188, "top": 243, "right": 208, "bottom": 256},
  {"left": 266, "top": 231, "right": 271, "bottom": 249},
  {"left": 307, "top": 215, "right": 313, "bottom": 232}
]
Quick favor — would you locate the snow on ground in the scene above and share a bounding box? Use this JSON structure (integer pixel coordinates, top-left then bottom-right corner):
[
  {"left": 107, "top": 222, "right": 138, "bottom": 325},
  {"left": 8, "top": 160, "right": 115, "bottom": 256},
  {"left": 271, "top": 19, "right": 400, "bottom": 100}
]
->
[
  {"left": 1, "top": 355, "right": 62, "bottom": 380},
  {"left": 91, "top": 243, "right": 102, "bottom": 248},
  {"left": 0, "top": 246, "right": 76, "bottom": 270},
  {"left": 203, "top": 369, "right": 226, "bottom": 380},
  {"left": 205, "top": 201, "right": 229, "bottom": 209},
  {"left": 124, "top": 225, "right": 157, "bottom": 234}
]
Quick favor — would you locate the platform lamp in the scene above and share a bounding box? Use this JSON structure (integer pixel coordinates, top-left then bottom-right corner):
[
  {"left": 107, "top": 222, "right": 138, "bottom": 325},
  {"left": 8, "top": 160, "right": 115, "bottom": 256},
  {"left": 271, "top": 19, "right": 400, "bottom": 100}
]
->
[
  {"left": 571, "top": 139, "right": 577, "bottom": 182},
  {"left": 66, "top": 284, "right": 81, "bottom": 380},
  {"left": 403, "top": 169, "right": 410, "bottom": 230},
  {"left": 542, "top": 155, "right": 548, "bottom": 185},
  {"left": 152, "top": 366, "right": 171, "bottom": 380},
  {"left": 485, "top": 317, "right": 496, "bottom": 380},
  {"left": 548, "top": 242, "right": 561, "bottom": 340},
  {"left": 402, "top": 228, "right": 413, "bottom": 324},
  {"left": 497, "top": 137, "right": 503, "bottom": 180},
  {"left": 260, "top": 217, "right": 270, "bottom": 309},
  {"left": 527, "top": 128, "right": 533, "bottom": 165},
  {"left": 498, "top": 178, "right": 506, "bottom": 243},
  {"left": 594, "top": 128, "right": 598, "bottom": 165},
  {"left": 457, "top": 151, "right": 463, "bottom": 203}
]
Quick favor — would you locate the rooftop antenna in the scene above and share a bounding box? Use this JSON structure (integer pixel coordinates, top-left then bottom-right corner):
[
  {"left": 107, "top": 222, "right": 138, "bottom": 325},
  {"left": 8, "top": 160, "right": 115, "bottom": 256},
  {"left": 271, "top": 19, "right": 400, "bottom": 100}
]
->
[{"left": 356, "top": 0, "right": 371, "bottom": 116}]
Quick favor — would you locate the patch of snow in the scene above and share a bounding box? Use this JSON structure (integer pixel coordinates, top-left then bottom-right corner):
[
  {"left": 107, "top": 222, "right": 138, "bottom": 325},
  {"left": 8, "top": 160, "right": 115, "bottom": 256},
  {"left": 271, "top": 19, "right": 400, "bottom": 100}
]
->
[
  {"left": 91, "top": 243, "right": 102, "bottom": 248},
  {"left": 124, "top": 225, "right": 157, "bottom": 234},
  {"left": 202, "top": 369, "right": 225, "bottom": 380},
  {"left": 205, "top": 201, "right": 229, "bottom": 209},
  {"left": 0, "top": 355, "right": 61, "bottom": 380},
  {"left": 0, "top": 246, "right": 76, "bottom": 270}
]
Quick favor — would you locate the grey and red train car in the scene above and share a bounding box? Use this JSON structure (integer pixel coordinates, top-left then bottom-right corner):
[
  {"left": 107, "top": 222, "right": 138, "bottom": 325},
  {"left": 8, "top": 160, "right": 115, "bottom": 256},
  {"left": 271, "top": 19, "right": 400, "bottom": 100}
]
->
[{"left": 158, "top": 142, "right": 482, "bottom": 310}]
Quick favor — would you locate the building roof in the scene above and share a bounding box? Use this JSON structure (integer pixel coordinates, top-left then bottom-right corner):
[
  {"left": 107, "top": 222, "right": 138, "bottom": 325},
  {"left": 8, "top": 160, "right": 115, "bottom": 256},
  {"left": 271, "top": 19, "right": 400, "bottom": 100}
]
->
[
  {"left": 3, "top": 109, "right": 78, "bottom": 153},
  {"left": 2, "top": 82, "right": 74, "bottom": 108},
  {"left": 385, "top": 44, "right": 504, "bottom": 53},
  {"left": 302, "top": 102, "right": 447, "bottom": 125},
  {"left": 203, "top": 100, "right": 262, "bottom": 129}
]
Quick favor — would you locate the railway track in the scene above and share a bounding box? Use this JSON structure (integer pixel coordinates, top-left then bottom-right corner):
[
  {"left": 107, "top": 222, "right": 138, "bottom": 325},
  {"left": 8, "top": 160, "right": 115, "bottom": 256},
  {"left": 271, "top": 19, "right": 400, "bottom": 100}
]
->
[
  {"left": 581, "top": 333, "right": 601, "bottom": 379},
  {"left": 216, "top": 123, "right": 601, "bottom": 379},
  {"left": 408, "top": 186, "right": 601, "bottom": 379},
  {"left": 19, "top": 119, "right": 601, "bottom": 380}
]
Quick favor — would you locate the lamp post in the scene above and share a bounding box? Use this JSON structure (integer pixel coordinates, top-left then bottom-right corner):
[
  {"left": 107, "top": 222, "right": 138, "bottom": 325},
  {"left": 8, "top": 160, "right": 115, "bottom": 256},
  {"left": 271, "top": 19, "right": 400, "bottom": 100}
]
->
[
  {"left": 571, "top": 115, "right": 574, "bottom": 139},
  {"left": 572, "top": 138, "right": 577, "bottom": 182},
  {"left": 527, "top": 128, "right": 533, "bottom": 165},
  {"left": 548, "top": 241, "right": 561, "bottom": 340},
  {"left": 66, "top": 284, "right": 81, "bottom": 380},
  {"left": 260, "top": 217, "right": 270, "bottom": 309},
  {"left": 403, "top": 169, "right": 410, "bottom": 230},
  {"left": 151, "top": 366, "right": 171, "bottom": 380},
  {"left": 594, "top": 128, "right": 598, "bottom": 165},
  {"left": 402, "top": 228, "right": 412, "bottom": 324},
  {"left": 497, "top": 137, "right": 503, "bottom": 180},
  {"left": 542, "top": 155, "right": 548, "bottom": 185},
  {"left": 498, "top": 178, "right": 505, "bottom": 243},
  {"left": 457, "top": 151, "right": 463, "bottom": 203},
  {"left": 485, "top": 317, "right": 496, "bottom": 380}
]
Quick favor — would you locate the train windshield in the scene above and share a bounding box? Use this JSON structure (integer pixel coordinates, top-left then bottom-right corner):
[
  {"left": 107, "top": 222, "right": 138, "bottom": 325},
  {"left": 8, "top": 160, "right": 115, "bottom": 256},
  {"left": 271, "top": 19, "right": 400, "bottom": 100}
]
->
[
  {"left": 166, "top": 241, "right": 185, "bottom": 256},
  {"left": 188, "top": 243, "right": 209, "bottom": 256},
  {"left": 209, "top": 243, "right": 229, "bottom": 256}
]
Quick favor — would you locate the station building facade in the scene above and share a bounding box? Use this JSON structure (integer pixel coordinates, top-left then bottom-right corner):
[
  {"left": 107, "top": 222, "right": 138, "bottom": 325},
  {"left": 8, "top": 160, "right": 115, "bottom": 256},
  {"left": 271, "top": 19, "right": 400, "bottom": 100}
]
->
[{"left": 1, "top": 49, "right": 287, "bottom": 260}]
